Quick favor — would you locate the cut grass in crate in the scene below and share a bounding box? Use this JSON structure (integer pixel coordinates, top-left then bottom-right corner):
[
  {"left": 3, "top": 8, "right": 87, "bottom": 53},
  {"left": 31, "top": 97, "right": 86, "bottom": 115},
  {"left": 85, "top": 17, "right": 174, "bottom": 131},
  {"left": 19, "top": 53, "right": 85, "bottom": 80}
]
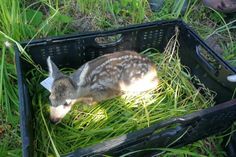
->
[{"left": 27, "top": 36, "right": 216, "bottom": 156}]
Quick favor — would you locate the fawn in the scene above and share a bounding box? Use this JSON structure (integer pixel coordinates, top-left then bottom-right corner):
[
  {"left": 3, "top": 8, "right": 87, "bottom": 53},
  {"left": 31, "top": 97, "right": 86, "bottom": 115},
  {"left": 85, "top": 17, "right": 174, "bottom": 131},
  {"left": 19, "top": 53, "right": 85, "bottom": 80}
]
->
[{"left": 47, "top": 50, "right": 158, "bottom": 123}]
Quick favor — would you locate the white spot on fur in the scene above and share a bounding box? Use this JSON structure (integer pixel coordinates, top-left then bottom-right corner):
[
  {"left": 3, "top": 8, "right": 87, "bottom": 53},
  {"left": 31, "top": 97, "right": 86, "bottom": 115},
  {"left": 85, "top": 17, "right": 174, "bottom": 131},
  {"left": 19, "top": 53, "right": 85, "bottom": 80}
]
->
[
  {"left": 65, "top": 99, "right": 77, "bottom": 105},
  {"left": 136, "top": 71, "right": 141, "bottom": 75},
  {"left": 130, "top": 72, "right": 134, "bottom": 77},
  {"left": 93, "top": 55, "right": 133, "bottom": 75}
]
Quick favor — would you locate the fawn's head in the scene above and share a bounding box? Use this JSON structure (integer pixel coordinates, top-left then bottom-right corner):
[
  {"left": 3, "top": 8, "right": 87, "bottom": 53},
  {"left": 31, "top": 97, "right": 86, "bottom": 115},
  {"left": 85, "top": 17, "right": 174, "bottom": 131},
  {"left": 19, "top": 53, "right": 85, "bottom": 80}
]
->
[{"left": 47, "top": 57, "right": 78, "bottom": 123}]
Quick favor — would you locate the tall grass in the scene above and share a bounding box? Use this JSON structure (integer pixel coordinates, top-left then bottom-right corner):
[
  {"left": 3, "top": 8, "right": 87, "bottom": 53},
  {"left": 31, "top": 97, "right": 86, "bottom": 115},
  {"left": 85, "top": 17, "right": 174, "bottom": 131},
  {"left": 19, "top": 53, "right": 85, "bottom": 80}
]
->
[
  {"left": 0, "top": 0, "right": 74, "bottom": 155},
  {"left": 0, "top": 0, "right": 24, "bottom": 155},
  {"left": 77, "top": 0, "right": 151, "bottom": 29}
]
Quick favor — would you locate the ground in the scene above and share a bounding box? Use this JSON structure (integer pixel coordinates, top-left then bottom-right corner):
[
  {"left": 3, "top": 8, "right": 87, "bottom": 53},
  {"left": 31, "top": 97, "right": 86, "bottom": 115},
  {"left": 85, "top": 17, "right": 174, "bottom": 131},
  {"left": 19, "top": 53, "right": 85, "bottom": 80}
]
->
[{"left": 0, "top": 0, "right": 235, "bottom": 156}]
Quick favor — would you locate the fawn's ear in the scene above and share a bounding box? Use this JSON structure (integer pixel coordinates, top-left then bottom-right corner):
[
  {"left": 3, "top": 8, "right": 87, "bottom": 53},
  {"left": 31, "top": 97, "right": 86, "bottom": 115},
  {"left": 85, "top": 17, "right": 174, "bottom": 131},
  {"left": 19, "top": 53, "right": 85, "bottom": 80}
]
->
[{"left": 47, "top": 56, "right": 63, "bottom": 79}]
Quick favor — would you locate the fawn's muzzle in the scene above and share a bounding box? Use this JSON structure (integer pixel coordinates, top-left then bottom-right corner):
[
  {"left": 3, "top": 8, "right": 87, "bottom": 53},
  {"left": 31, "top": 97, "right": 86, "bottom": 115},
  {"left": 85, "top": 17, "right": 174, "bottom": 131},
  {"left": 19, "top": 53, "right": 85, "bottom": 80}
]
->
[
  {"left": 50, "top": 117, "right": 61, "bottom": 124},
  {"left": 50, "top": 105, "right": 72, "bottom": 123}
]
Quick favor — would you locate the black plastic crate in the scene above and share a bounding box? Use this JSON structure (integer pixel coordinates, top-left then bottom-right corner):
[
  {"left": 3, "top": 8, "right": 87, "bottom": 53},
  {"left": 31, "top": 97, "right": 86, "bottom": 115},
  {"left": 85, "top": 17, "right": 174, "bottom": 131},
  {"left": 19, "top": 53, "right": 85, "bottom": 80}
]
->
[{"left": 15, "top": 20, "right": 236, "bottom": 157}]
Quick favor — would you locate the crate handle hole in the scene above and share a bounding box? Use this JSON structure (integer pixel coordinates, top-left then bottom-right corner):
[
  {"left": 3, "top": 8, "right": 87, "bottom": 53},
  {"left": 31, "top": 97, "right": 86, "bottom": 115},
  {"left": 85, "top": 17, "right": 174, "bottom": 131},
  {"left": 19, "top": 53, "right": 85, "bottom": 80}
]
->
[{"left": 95, "top": 34, "right": 122, "bottom": 47}]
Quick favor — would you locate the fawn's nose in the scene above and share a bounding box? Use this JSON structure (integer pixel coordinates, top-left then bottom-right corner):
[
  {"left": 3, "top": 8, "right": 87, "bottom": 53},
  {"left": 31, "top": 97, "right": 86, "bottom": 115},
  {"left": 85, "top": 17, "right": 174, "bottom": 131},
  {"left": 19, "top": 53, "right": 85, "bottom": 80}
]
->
[{"left": 50, "top": 117, "right": 61, "bottom": 124}]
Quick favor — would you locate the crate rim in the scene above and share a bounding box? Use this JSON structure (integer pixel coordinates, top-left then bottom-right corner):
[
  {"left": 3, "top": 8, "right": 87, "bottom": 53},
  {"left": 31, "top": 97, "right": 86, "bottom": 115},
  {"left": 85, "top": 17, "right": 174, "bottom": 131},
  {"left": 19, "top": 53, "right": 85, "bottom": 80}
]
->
[
  {"left": 18, "top": 19, "right": 183, "bottom": 45},
  {"left": 16, "top": 19, "right": 236, "bottom": 74}
]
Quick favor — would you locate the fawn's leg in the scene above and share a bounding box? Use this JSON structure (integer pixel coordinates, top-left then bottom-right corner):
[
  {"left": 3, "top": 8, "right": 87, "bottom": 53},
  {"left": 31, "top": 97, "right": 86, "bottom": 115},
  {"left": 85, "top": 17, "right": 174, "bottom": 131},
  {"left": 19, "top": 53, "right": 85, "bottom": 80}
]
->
[{"left": 92, "top": 88, "right": 122, "bottom": 102}]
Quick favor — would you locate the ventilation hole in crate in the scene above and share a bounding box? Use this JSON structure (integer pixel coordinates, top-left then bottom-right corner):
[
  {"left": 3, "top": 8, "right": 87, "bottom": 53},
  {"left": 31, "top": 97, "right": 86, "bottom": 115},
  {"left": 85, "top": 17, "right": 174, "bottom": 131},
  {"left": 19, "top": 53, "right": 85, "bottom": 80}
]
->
[
  {"left": 187, "top": 33, "right": 191, "bottom": 38},
  {"left": 90, "top": 51, "right": 96, "bottom": 59},
  {"left": 129, "top": 32, "right": 137, "bottom": 44},
  {"left": 120, "top": 46, "right": 125, "bottom": 51},
  {"left": 62, "top": 45, "right": 68, "bottom": 53},
  {"left": 131, "top": 31, "right": 138, "bottom": 38},
  {"left": 77, "top": 43, "right": 81, "bottom": 50},
  {"left": 77, "top": 51, "right": 81, "bottom": 58},
  {"left": 144, "top": 33, "right": 148, "bottom": 40},
  {"left": 77, "top": 40, "right": 81, "bottom": 44},
  {"left": 142, "top": 29, "right": 164, "bottom": 48},
  {"left": 55, "top": 46, "right": 61, "bottom": 55},
  {"left": 197, "top": 45, "right": 221, "bottom": 76},
  {"left": 48, "top": 48, "right": 54, "bottom": 57},
  {"left": 81, "top": 51, "right": 87, "bottom": 62},
  {"left": 41, "top": 48, "right": 46, "bottom": 58},
  {"left": 76, "top": 40, "right": 85, "bottom": 51},
  {"left": 56, "top": 46, "right": 60, "bottom": 51}
]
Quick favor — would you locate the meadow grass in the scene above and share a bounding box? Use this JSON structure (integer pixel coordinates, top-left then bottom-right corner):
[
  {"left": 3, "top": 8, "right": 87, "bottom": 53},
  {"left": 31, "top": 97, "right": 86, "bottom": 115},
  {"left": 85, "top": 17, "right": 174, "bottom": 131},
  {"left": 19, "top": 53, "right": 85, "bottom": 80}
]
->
[{"left": 0, "top": 0, "right": 235, "bottom": 156}]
